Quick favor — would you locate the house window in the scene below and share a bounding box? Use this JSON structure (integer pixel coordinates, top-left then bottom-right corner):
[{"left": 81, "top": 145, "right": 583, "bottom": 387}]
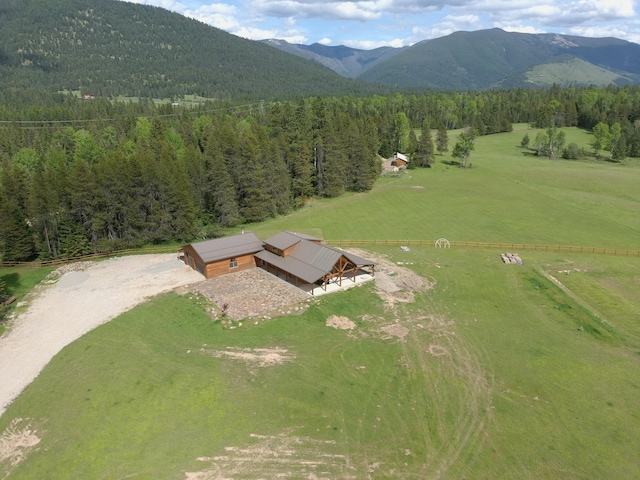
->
[{"left": 229, "top": 258, "right": 238, "bottom": 268}]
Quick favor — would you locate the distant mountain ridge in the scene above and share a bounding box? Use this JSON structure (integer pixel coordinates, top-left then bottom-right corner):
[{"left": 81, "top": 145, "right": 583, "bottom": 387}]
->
[
  {"left": 264, "top": 29, "right": 640, "bottom": 89},
  {"left": 260, "top": 39, "right": 405, "bottom": 78}
]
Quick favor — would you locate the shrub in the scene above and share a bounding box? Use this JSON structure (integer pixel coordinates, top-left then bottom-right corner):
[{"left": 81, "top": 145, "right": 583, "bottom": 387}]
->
[{"left": 562, "top": 143, "right": 583, "bottom": 160}]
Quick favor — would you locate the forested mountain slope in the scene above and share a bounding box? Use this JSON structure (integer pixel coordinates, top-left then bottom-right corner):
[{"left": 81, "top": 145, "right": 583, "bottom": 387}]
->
[
  {"left": 0, "top": 0, "right": 383, "bottom": 99},
  {"left": 358, "top": 29, "right": 640, "bottom": 89}
]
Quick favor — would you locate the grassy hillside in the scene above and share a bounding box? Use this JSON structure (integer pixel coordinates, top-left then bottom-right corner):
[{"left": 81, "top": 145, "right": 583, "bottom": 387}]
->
[
  {"left": 2, "top": 125, "right": 639, "bottom": 478},
  {"left": 526, "top": 57, "right": 635, "bottom": 86}
]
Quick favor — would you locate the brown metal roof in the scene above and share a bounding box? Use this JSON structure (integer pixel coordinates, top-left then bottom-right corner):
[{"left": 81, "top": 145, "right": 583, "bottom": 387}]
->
[
  {"left": 256, "top": 240, "right": 375, "bottom": 284},
  {"left": 290, "top": 241, "right": 342, "bottom": 272},
  {"left": 263, "top": 231, "right": 322, "bottom": 251},
  {"left": 255, "top": 249, "right": 327, "bottom": 284},
  {"left": 188, "top": 233, "right": 263, "bottom": 264}
]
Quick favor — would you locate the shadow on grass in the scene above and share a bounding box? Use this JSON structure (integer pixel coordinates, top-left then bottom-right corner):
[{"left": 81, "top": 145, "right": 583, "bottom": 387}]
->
[
  {"left": 0, "top": 273, "right": 19, "bottom": 295},
  {"left": 520, "top": 150, "right": 538, "bottom": 158}
]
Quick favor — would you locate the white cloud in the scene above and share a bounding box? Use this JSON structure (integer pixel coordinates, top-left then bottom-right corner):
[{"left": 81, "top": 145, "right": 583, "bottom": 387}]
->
[
  {"left": 567, "top": 24, "right": 633, "bottom": 40},
  {"left": 593, "top": 0, "right": 635, "bottom": 17},
  {"left": 279, "top": 33, "right": 310, "bottom": 43},
  {"left": 248, "top": 0, "right": 384, "bottom": 21},
  {"left": 184, "top": 3, "right": 238, "bottom": 30},
  {"left": 116, "top": 0, "right": 640, "bottom": 47},
  {"left": 342, "top": 38, "right": 408, "bottom": 48},
  {"left": 318, "top": 37, "right": 333, "bottom": 45},
  {"left": 412, "top": 13, "right": 481, "bottom": 41},
  {"left": 500, "top": 25, "right": 547, "bottom": 34},
  {"left": 233, "top": 26, "right": 278, "bottom": 39}
]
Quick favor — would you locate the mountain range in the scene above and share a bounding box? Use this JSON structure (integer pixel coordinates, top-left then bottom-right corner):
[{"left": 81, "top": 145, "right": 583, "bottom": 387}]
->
[
  {"left": 264, "top": 29, "right": 640, "bottom": 89},
  {"left": 1, "top": 0, "right": 639, "bottom": 101}
]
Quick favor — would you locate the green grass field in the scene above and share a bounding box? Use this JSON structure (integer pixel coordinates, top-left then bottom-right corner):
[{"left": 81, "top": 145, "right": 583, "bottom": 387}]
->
[{"left": 1, "top": 126, "right": 639, "bottom": 478}]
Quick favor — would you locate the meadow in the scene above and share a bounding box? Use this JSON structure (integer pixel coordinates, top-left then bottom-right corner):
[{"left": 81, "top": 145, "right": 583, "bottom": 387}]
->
[{"left": 1, "top": 125, "right": 639, "bottom": 479}]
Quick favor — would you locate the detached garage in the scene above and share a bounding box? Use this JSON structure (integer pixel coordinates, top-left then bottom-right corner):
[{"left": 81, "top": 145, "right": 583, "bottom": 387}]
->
[{"left": 180, "top": 233, "right": 263, "bottom": 279}]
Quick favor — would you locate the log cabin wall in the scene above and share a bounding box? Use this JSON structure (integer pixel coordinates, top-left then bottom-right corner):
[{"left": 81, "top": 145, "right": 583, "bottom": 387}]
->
[{"left": 204, "top": 253, "right": 256, "bottom": 278}]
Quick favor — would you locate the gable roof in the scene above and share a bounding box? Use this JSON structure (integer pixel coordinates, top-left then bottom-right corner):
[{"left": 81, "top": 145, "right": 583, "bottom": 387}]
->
[
  {"left": 255, "top": 239, "right": 375, "bottom": 284},
  {"left": 188, "top": 233, "right": 263, "bottom": 263},
  {"left": 264, "top": 231, "right": 322, "bottom": 251},
  {"left": 395, "top": 152, "right": 408, "bottom": 162}
]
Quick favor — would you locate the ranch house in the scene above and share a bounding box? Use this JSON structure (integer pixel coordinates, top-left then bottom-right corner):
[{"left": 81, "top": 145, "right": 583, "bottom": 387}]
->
[{"left": 180, "top": 231, "right": 375, "bottom": 295}]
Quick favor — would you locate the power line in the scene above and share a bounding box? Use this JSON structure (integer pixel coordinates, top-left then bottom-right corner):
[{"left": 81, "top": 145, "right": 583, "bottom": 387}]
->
[{"left": 0, "top": 101, "right": 269, "bottom": 129}]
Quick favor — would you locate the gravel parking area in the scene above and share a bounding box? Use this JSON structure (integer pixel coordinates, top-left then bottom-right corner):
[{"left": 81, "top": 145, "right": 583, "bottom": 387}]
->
[
  {"left": 0, "top": 254, "right": 204, "bottom": 417},
  {"left": 191, "top": 268, "right": 311, "bottom": 321}
]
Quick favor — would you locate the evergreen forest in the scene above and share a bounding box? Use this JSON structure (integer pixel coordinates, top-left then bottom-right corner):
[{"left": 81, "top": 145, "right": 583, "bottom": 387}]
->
[{"left": 2, "top": 85, "right": 640, "bottom": 262}]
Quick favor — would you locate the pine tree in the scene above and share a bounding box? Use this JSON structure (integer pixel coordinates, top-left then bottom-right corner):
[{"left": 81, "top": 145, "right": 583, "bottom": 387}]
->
[
  {"left": 415, "top": 121, "right": 435, "bottom": 167},
  {"left": 0, "top": 165, "right": 36, "bottom": 261},
  {"left": 65, "top": 158, "right": 98, "bottom": 246},
  {"left": 28, "top": 165, "right": 60, "bottom": 259},
  {"left": 320, "top": 113, "right": 347, "bottom": 198},
  {"left": 436, "top": 126, "right": 449, "bottom": 155},
  {"left": 262, "top": 133, "right": 291, "bottom": 216},
  {"left": 57, "top": 215, "right": 92, "bottom": 258},
  {"left": 236, "top": 128, "right": 270, "bottom": 223},
  {"left": 202, "top": 126, "right": 241, "bottom": 227}
]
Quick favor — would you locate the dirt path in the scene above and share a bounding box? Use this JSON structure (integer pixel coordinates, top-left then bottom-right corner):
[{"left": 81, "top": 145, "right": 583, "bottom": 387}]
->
[{"left": 0, "top": 254, "right": 204, "bottom": 417}]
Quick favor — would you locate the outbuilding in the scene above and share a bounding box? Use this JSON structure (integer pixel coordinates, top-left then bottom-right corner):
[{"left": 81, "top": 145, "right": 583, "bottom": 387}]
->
[{"left": 392, "top": 152, "right": 408, "bottom": 167}]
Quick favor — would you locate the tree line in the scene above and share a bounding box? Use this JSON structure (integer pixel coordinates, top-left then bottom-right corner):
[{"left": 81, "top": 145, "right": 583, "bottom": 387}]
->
[
  {"left": 2, "top": 85, "right": 640, "bottom": 262},
  {"left": 0, "top": 96, "right": 381, "bottom": 261}
]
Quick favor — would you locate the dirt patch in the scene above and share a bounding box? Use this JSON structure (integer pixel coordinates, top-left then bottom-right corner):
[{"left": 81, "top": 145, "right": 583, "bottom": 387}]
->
[
  {"left": 0, "top": 418, "right": 41, "bottom": 475},
  {"left": 326, "top": 315, "right": 356, "bottom": 331},
  {"left": 427, "top": 344, "right": 449, "bottom": 357},
  {"left": 0, "top": 254, "right": 204, "bottom": 417},
  {"left": 206, "top": 347, "right": 294, "bottom": 368},
  {"left": 345, "top": 248, "right": 433, "bottom": 307},
  {"left": 185, "top": 431, "right": 353, "bottom": 480},
  {"left": 380, "top": 323, "right": 410, "bottom": 341},
  {"left": 191, "top": 268, "right": 310, "bottom": 321},
  {"left": 374, "top": 271, "right": 402, "bottom": 293}
]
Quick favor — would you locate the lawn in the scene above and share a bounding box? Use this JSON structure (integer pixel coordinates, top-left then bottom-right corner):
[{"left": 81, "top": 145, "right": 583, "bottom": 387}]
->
[
  {"left": 243, "top": 126, "right": 640, "bottom": 250},
  {"left": 1, "top": 125, "right": 640, "bottom": 478}
]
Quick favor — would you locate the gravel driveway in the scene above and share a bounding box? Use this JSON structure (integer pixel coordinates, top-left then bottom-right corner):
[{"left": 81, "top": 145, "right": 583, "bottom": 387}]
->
[{"left": 0, "top": 254, "right": 204, "bottom": 417}]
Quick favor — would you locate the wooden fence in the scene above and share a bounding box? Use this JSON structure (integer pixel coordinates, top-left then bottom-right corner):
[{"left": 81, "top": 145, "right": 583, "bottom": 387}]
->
[
  {"left": 324, "top": 239, "right": 640, "bottom": 257},
  {"left": 0, "top": 245, "right": 179, "bottom": 269},
  {"left": 1, "top": 240, "right": 638, "bottom": 269}
]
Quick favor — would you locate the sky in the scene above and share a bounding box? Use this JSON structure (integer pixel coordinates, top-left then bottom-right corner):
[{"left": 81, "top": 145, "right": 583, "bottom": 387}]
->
[{"left": 119, "top": 0, "right": 640, "bottom": 49}]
